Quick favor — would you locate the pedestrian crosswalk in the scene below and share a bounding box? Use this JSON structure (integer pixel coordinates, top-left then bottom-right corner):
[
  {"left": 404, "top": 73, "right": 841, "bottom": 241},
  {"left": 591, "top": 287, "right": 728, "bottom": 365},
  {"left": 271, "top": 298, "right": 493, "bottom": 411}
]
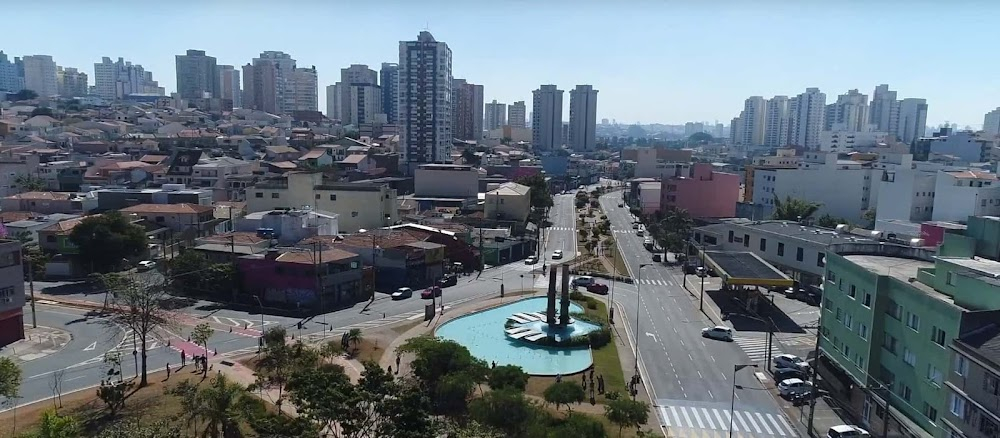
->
[
  {"left": 635, "top": 278, "right": 671, "bottom": 286},
  {"left": 656, "top": 399, "right": 797, "bottom": 438},
  {"left": 734, "top": 336, "right": 784, "bottom": 364},
  {"left": 547, "top": 227, "right": 576, "bottom": 231}
]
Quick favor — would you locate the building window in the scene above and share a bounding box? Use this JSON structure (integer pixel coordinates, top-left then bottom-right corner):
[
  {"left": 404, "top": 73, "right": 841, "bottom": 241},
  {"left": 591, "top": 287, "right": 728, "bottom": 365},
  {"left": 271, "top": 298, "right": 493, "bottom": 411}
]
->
[
  {"left": 932, "top": 326, "right": 947, "bottom": 346},
  {"left": 796, "top": 247, "right": 804, "bottom": 262},
  {"left": 836, "top": 308, "right": 842, "bottom": 321},
  {"left": 863, "top": 292, "right": 872, "bottom": 308},
  {"left": 760, "top": 238, "right": 766, "bottom": 251},
  {"left": 844, "top": 313, "right": 853, "bottom": 329},
  {"left": 903, "top": 348, "right": 917, "bottom": 366},
  {"left": 255, "top": 192, "right": 263, "bottom": 198},
  {"left": 906, "top": 313, "right": 920, "bottom": 331},
  {"left": 329, "top": 194, "right": 337, "bottom": 201},
  {"left": 949, "top": 393, "right": 966, "bottom": 418},
  {"left": 843, "top": 344, "right": 851, "bottom": 359},
  {"left": 927, "top": 364, "right": 943, "bottom": 386},
  {"left": 887, "top": 300, "right": 902, "bottom": 320},
  {"left": 824, "top": 298, "right": 833, "bottom": 310},
  {"left": 828, "top": 271, "right": 837, "bottom": 283},
  {"left": 352, "top": 211, "right": 359, "bottom": 217},
  {"left": 315, "top": 194, "right": 320, "bottom": 199},
  {"left": 728, "top": 230, "right": 734, "bottom": 243},
  {"left": 946, "top": 271, "right": 955, "bottom": 286},
  {"left": 859, "top": 323, "right": 868, "bottom": 340},
  {"left": 900, "top": 384, "right": 912, "bottom": 402},
  {"left": 883, "top": 333, "right": 897, "bottom": 354},
  {"left": 955, "top": 355, "right": 969, "bottom": 376},
  {"left": 849, "top": 285, "right": 856, "bottom": 298},
  {"left": 986, "top": 374, "right": 1000, "bottom": 395},
  {"left": 980, "top": 417, "right": 999, "bottom": 437},
  {"left": 271, "top": 193, "right": 279, "bottom": 199},
  {"left": 923, "top": 403, "right": 938, "bottom": 422},
  {"left": 817, "top": 252, "right": 825, "bottom": 267},
  {"left": 778, "top": 242, "right": 785, "bottom": 256}
]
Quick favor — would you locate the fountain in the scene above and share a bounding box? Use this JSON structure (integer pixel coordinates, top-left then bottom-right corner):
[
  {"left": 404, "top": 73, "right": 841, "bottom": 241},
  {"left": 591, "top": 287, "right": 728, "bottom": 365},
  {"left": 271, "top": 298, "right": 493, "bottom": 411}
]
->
[{"left": 502, "top": 265, "right": 594, "bottom": 344}]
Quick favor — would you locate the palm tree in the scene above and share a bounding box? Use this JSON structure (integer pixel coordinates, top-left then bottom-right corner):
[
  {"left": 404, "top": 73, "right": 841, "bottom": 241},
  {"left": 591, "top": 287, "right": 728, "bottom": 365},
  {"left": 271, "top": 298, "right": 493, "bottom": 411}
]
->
[
  {"left": 771, "top": 196, "right": 821, "bottom": 221},
  {"left": 174, "top": 374, "right": 247, "bottom": 438},
  {"left": 347, "top": 328, "right": 363, "bottom": 351}
]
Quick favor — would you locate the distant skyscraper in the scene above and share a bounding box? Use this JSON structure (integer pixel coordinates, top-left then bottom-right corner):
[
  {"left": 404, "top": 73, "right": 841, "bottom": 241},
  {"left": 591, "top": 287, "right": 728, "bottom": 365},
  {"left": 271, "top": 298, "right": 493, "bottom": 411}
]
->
[
  {"left": 0, "top": 51, "right": 23, "bottom": 93},
  {"left": 897, "top": 98, "right": 928, "bottom": 144},
  {"left": 484, "top": 100, "right": 507, "bottom": 131},
  {"left": 984, "top": 108, "right": 1000, "bottom": 136},
  {"left": 289, "top": 66, "right": 318, "bottom": 112},
  {"left": 175, "top": 49, "right": 218, "bottom": 99},
  {"left": 56, "top": 66, "right": 88, "bottom": 97},
  {"left": 399, "top": 31, "right": 453, "bottom": 169},
  {"left": 380, "top": 63, "right": 400, "bottom": 124},
  {"left": 763, "top": 96, "right": 790, "bottom": 148},
  {"left": 789, "top": 88, "right": 826, "bottom": 149},
  {"left": 93, "top": 56, "right": 162, "bottom": 100},
  {"left": 509, "top": 101, "right": 526, "bottom": 129},
  {"left": 325, "top": 83, "right": 343, "bottom": 120},
  {"left": 243, "top": 51, "right": 297, "bottom": 114},
  {"left": 569, "top": 85, "right": 598, "bottom": 152},
  {"left": 739, "top": 96, "right": 767, "bottom": 146},
  {"left": 729, "top": 116, "right": 742, "bottom": 145},
  {"left": 532, "top": 85, "right": 564, "bottom": 150},
  {"left": 339, "top": 64, "right": 378, "bottom": 125},
  {"left": 452, "top": 79, "right": 483, "bottom": 140},
  {"left": 825, "top": 89, "right": 869, "bottom": 132},
  {"left": 21, "top": 55, "right": 58, "bottom": 97},
  {"left": 869, "top": 84, "right": 899, "bottom": 134},
  {"left": 217, "top": 65, "right": 241, "bottom": 107}
]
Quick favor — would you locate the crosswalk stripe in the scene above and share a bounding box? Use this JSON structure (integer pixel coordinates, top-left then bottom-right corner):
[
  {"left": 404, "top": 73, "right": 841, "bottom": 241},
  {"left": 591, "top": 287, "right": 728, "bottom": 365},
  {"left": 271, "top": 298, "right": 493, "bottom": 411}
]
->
[
  {"left": 660, "top": 407, "right": 671, "bottom": 426},
  {"left": 714, "top": 409, "right": 727, "bottom": 431},
  {"left": 723, "top": 410, "right": 735, "bottom": 432},
  {"left": 778, "top": 415, "right": 795, "bottom": 435},
  {"left": 681, "top": 406, "right": 693, "bottom": 428},
  {"left": 768, "top": 413, "right": 786, "bottom": 436},
  {"left": 701, "top": 408, "right": 715, "bottom": 429},
  {"left": 735, "top": 411, "right": 750, "bottom": 432},
  {"left": 671, "top": 406, "right": 683, "bottom": 429},
  {"left": 756, "top": 412, "right": 774, "bottom": 435},
  {"left": 745, "top": 411, "right": 762, "bottom": 433},
  {"left": 691, "top": 407, "right": 704, "bottom": 428}
]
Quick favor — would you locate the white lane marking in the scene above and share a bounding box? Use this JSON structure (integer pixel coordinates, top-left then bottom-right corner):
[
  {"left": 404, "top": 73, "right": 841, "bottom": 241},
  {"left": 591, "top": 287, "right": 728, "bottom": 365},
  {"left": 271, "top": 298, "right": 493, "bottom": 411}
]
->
[
  {"left": 756, "top": 412, "right": 774, "bottom": 435},
  {"left": 691, "top": 407, "right": 705, "bottom": 428},
  {"left": 702, "top": 408, "right": 717, "bottom": 429},
  {"left": 713, "top": 409, "right": 727, "bottom": 431},
  {"left": 670, "top": 406, "right": 683, "bottom": 428},
  {"left": 659, "top": 407, "right": 671, "bottom": 426},
  {"left": 735, "top": 411, "right": 751, "bottom": 432},
  {"left": 768, "top": 413, "right": 788, "bottom": 436},
  {"left": 83, "top": 341, "right": 96, "bottom": 351},
  {"left": 680, "top": 406, "right": 693, "bottom": 428}
]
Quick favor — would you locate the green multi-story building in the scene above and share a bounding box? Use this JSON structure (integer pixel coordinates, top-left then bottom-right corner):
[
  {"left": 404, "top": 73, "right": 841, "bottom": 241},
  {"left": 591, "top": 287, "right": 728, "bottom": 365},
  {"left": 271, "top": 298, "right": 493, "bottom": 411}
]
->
[{"left": 819, "top": 216, "right": 1000, "bottom": 438}]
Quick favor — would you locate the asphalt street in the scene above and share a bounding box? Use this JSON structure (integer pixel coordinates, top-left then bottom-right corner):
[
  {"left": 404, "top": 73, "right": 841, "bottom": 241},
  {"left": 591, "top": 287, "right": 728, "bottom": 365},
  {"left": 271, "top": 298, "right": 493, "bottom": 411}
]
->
[{"left": 599, "top": 192, "right": 795, "bottom": 438}]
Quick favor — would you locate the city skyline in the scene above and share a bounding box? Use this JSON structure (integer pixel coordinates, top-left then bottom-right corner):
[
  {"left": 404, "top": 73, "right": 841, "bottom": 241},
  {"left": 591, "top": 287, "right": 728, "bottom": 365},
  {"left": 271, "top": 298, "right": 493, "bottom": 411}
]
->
[{"left": 7, "top": 1, "right": 1000, "bottom": 127}]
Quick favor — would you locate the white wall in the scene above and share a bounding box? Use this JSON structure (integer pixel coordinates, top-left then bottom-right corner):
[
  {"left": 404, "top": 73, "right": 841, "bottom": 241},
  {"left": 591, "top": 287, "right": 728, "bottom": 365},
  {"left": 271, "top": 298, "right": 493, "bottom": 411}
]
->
[
  {"left": 932, "top": 172, "right": 1000, "bottom": 222},
  {"left": 875, "top": 169, "right": 936, "bottom": 223},
  {"left": 753, "top": 166, "right": 871, "bottom": 223}
]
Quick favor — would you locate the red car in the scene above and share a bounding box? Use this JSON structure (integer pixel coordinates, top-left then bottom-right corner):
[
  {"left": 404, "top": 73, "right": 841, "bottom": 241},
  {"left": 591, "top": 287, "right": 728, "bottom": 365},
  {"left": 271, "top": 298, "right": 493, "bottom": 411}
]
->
[
  {"left": 421, "top": 286, "right": 442, "bottom": 299},
  {"left": 587, "top": 283, "right": 609, "bottom": 294}
]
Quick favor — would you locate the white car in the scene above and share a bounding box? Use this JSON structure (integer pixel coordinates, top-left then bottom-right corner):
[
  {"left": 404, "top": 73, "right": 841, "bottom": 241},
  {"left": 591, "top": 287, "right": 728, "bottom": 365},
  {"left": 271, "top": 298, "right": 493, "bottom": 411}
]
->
[
  {"left": 137, "top": 260, "right": 156, "bottom": 271},
  {"left": 701, "top": 326, "right": 734, "bottom": 341},
  {"left": 777, "top": 378, "right": 813, "bottom": 397},
  {"left": 552, "top": 250, "right": 563, "bottom": 260},
  {"left": 774, "top": 354, "right": 811, "bottom": 371},
  {"left": 524, "top": 256, "right": 538, "bottom": 264},
  {"left": 828, "top": 425, "right": 871, "bottom": 438},
  {"left": 391, "top": 287, "right": 413, "bottom": 300},
  {"left": 571, "top": 276, "right": 594, "bottom": 287}
]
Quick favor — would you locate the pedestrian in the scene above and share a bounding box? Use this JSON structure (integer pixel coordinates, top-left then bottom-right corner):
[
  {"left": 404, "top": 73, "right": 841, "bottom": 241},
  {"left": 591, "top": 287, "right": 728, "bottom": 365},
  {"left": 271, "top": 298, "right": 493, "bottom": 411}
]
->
[
  {"left": 396, "top": 353, "right": 401, "bottom": 369},
  {"left": 491, "top": 361, "right": 496, "bottom": 369},
  {"left": 388, "top": 365, "right": 393, "bottom": 375},
  {"left": 555, "top": 373, "right": 562, "bottom": 383},
  {"left": 180, "top": 352, "right": 186, "bottom": 367},
  {"left": 589, "top": 368, "right": 594, "bottom": 381},
  {"left": 582, "top": 375, "right": 587, "bottom": 390},
  {"left": 166, "top": 363, "right": 171, "bottom": 379}
]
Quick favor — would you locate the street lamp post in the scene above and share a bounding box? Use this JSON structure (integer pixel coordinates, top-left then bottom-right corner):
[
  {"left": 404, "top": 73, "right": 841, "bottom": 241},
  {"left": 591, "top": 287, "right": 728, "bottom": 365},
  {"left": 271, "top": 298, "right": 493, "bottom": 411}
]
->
[
  {"left": 730, "top": 364, "right": 759, "bottom": 438},
  {"left": 634, "top": 263, "right": 652, "bottom": 395},
  {"left": 252, "top": 295, "right": 264, "bottom": 352}
]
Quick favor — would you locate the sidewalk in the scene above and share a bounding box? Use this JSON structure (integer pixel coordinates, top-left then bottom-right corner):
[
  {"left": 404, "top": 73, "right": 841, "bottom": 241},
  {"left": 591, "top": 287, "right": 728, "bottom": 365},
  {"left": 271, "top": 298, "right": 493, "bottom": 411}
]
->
[{"left": 0, "top": 325, "right": 72, "bottom": 363}]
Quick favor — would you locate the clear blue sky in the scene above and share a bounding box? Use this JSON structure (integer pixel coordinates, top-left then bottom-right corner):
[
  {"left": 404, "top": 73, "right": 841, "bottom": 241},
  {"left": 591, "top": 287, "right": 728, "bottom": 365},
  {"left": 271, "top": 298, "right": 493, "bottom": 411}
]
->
[{"left": 9, "top": 1, "right": 1000, "bottom": 127}]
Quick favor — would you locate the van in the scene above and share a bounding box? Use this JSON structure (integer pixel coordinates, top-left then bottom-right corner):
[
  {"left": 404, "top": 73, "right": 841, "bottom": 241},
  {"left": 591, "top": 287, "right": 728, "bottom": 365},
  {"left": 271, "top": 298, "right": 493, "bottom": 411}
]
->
[{"left": 571, "top": 276, "right": 594, "bottom": 287}]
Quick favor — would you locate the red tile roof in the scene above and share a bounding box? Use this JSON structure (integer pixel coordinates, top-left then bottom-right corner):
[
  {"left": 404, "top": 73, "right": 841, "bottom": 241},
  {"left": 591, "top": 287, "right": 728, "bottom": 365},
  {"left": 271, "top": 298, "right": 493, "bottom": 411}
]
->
[{"left": 120, "top": 203, "right": 214, "bottom": 214}]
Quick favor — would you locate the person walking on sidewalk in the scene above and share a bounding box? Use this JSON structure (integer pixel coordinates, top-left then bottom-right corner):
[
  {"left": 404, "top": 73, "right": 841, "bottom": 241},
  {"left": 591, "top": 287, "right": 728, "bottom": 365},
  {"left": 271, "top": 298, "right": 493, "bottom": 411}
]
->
[
  {"left": 180, "top": 352, "right": 186, "bottom": 367},
  {"left": 166, "top": 363, "right": 171, "bottom": 380}
]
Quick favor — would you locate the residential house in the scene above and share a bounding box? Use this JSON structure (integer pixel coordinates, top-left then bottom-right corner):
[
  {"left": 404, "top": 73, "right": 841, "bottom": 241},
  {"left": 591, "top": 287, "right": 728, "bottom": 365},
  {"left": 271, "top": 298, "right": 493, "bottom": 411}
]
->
[
  {"left": 297, "top": 148, "right": 335, "bottom": 168},
  {"left": 0, "top": 240, "right": 25, "bottom": 347},
  {"left": 484, "top": 182, "right": 530, "bottom": 223},
  {"left": 94, "top": 185, "right": 212, "bottom": 211},
  {"left": 265, "top": 145, "right": 301, "bottom": 162},
  {"left": 120, "top": 203, "right": 215, "bottom": 237},
  {"left": 0, "top": 191, "right": 92, "bottom": 214},
  {"left": 338, "top": 154, "right": 374, "bottom": 173},
  {"left": 239, "top": 247, "right": 364, "bottom": 310},
  {"left": 246, "top": 172, "right": 398, "bottom": 232},
  {"left": 338, "top": 230, "right": 445, "bottom": 291},
  {"left": 236, "top": 208, "right": 339, "bottom": 245}
]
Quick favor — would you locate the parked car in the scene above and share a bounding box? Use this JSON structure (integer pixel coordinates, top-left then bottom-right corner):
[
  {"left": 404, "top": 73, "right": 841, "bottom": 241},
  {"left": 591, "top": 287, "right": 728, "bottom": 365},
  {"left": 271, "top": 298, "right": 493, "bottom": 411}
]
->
[
  {"left": 777, "top": 378, "right": 813, "bottom": 397},
  {"left": 701, "top": 326, "right": 734, "bottom": 341},
  {"left": 391, "top": 287, "right": 413, "bottom": 300},
  {"left": 618, "top": 203, "right": 623, "bottom": 208},
  {"left": 696, "top": 267, "right": 707, "bottom": 277},
  {"left": 652, "top": 254, "right": 662, "bottom": 262},
  {"left": 525, "top": 256, "right": 538, "bottom": 265},
  {"left": 773, "top": 367, "right": 808, "bottom": 382},
  {"left": 774, "top": 354, "right": 811, "bottom": 371},
  {"left": 827, "top": 425, "right": 871, "bottom": 438},
  {"left": 571, "top": 276, "right": 595, "bottom": 287},
  {"left": 421, "top": 286, "right": 442, "bottom": 299},
  {"left": 438, "top": 275, "right": 458, "bottom": 287},
  {"left": 632, "top": 223, "right": 640, "bottom": 230},
  {"left": 137, "top": 260, "right": 156, "bottom": 271},
  {"left": 586, "top": 283, "right": 609, "bottom": 294},
  {"left": 552, "top": 250, "right": 563, "bottom": 260}
]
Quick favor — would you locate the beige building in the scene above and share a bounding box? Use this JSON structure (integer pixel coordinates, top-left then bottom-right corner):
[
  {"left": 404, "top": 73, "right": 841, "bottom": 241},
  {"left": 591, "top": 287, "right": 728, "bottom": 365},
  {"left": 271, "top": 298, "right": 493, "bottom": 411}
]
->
[
  {"left": 120, "top": 203, "right": 215, "bottom": 234},
  {"left": 484, "top": 182, "right": 531, "bottom": 222},
  {"left": 246, "top": 172, "right": 398, "bottom": 232},
  {"left": 414, "top": 164, "right": 478, "bottom": 198}
]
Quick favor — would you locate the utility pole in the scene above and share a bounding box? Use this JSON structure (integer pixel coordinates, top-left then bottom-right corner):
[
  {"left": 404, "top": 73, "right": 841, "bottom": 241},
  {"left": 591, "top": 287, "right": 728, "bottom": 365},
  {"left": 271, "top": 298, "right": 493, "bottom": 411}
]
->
[
  {"left": 807, "top": 310, "right": 825, "bottom": 433},
  {"left": 27, "top": 261, "right": 36, "bottom": 328},
  {"left": 229, "top": 206, "right": 237, "bottom": 304}
]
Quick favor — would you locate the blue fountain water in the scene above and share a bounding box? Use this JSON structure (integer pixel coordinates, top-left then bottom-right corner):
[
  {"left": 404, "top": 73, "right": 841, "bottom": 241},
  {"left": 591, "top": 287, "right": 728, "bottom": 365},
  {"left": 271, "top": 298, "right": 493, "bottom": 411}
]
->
[{"left": 435, "top": 297, "right": 601, "bottom": 375}]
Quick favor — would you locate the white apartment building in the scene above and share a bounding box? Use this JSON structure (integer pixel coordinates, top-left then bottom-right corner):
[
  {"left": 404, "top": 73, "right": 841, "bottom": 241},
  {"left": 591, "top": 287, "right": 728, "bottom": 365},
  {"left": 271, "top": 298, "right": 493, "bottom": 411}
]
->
[
  {"left": 740, "top": 96, "right": 767, "bottom": 146},
  {"left": 247, "top": 172, "right": 399, "bottom": 233},
  {"left": 288, "top": 67, "right": 318, "bottom": 112},
  {"left": 94, "top": 57, "right": 161, "bottom": 100},
  {"left": 413, "top": 164, "right": 478, "bottom": 198},
  {"left": 218, "top": 65, "right": 241, "bottom": 107},
  {"left": 484, "top": 100, "right": 506, "bottom": 131},
  {"left": 869, "top": 84, "right": 899, "bottom": 134},
  {"left": 897, "top": 98, "right": 928, "bottom": 144},
  {"left": 931, "top": 170, "right": 1000, "bottom": 222},
  {"left": 340, "top": 64, "right": 378, "bottom": 125},
  {"left": 752, "top": 152, "right": 874, "bottom": 223},
  {"left": 818, "top": 131, "right": 889, "bottom": 152},
  {"left": 56, "top": 67, "right": 88, "bottom": 97},
  {"left": 0, "top": 51, "right": 23, "bottom": 93},
  {"left": 984, "top": 108, "right": 1000, "bottom": 136},
  {"left": 508, "top": 101, "right": 526, "bottom": 129},
  {"left": 398, "top": 31, "right": 452, "bottom": 170},
  {"left": 763, "top": 96, "right": 790, "bottom": 148},
  {"left": 825, "top": 89, "right": 869, "bottom": 132},
  {"left": 568, "top": 85, "right": 598, "bottom": 152},
  {"left": 789, "top": 88, "right": 826, "bottom": 149},
  {"left": 920, "top": 130, "right": 994, "bottom": 163},
  {"left": 21, "top": 55, "right": 58, "bottom": 97},
  {"left": 532, "top": 85, "right": 563, "bottom": 150},
  {"left": 326, "top": 83, "right": 343, "bottom": 120}
]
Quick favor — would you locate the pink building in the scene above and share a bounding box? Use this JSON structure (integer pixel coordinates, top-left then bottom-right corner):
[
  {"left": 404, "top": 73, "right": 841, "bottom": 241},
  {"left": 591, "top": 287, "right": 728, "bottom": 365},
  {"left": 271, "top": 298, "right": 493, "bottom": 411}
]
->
[{"left": 661, "top": 163, "right": 739, "bottom": 218}]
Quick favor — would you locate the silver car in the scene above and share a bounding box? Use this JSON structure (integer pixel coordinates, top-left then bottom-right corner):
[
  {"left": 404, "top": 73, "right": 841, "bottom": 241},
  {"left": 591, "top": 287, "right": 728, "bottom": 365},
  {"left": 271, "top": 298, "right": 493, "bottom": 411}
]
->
[{"left": 701, "top": 326, "right": 734, "bottom": 341}]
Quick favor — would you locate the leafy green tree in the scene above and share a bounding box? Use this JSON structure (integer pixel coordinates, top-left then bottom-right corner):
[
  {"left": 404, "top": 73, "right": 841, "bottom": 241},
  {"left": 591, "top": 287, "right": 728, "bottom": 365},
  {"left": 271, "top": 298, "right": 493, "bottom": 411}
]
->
[
  {"left": 543, "top": 381, "right": 585, "bottom": 411},
  {"left": 96, "top": 381, "right": 131, "bottom": 416},
  {"left": 241, "top": 396, "right": 318, "bottom": 437},
  {"left": 169, "top": 374, "right": 247, "bottom": 438},
  {"left": 254, "top": 328, "right": 319, "bottom": 413},
  {"left": 468, "top": 389, "right": 536, "bottom": 437},
  {"left": 69, "top": 211, "right": 148, "bottom": 273},
  {"left": 285, "top": 363, "right": 354, "bottom": 435},
  {"left": 549, "top": 412, "right": 608, "bottom": 438},
  {"left": 30, "top": 107, "right": 54, "bottom": 117},
  {"left": 97, "top": 419, "right": 181, "bottom": 438},
  {"left": 398, "top": 337, "right": 488, "bottom": 416},
  {"left": 516, "top": 174, "right": 554, "bottom": 210},
  {"left": 816, "top": 214, "right": 851, "bottom": 229},
  {"left": 11, "top": 89, "right": 38, "bottom": 101},
  {"left": 0, "top": 357, "right": 21, "bottom": 402},
  {"left": 167, "top": 252, "right": 236, "bottom": 299},
  {"left": 190, "top": 323, "right": 213, "bottom": 375},
  {"left": 347, "top": 328, "right": 363, "bottom": 352},
  {"left": 100, "top": 273, "right": 174, "bottom": 386},
  {"left": 35, "top": 408, "right": 81, "bottom": 438},
  {"left": 488, "top": 364, "right": 528, "bottom": 392},
  {"left": 461, "top": 149, "right": 481, "bottom": 166},
  {"left": 604, "top": 398, "right": 650, "bottom": 437},
  {"left": 771, "top": 196, "right": 821, "bottom": 221},
  {"left": 14, "top": 174, "right": 46, "bottom": 192}
]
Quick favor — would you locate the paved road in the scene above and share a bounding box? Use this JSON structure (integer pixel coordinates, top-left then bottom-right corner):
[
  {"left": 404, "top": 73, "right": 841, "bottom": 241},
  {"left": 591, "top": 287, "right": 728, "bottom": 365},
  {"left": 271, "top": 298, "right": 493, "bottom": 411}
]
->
[{"left": 599, "top": 192, "right": 795, "bottom": 438}]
